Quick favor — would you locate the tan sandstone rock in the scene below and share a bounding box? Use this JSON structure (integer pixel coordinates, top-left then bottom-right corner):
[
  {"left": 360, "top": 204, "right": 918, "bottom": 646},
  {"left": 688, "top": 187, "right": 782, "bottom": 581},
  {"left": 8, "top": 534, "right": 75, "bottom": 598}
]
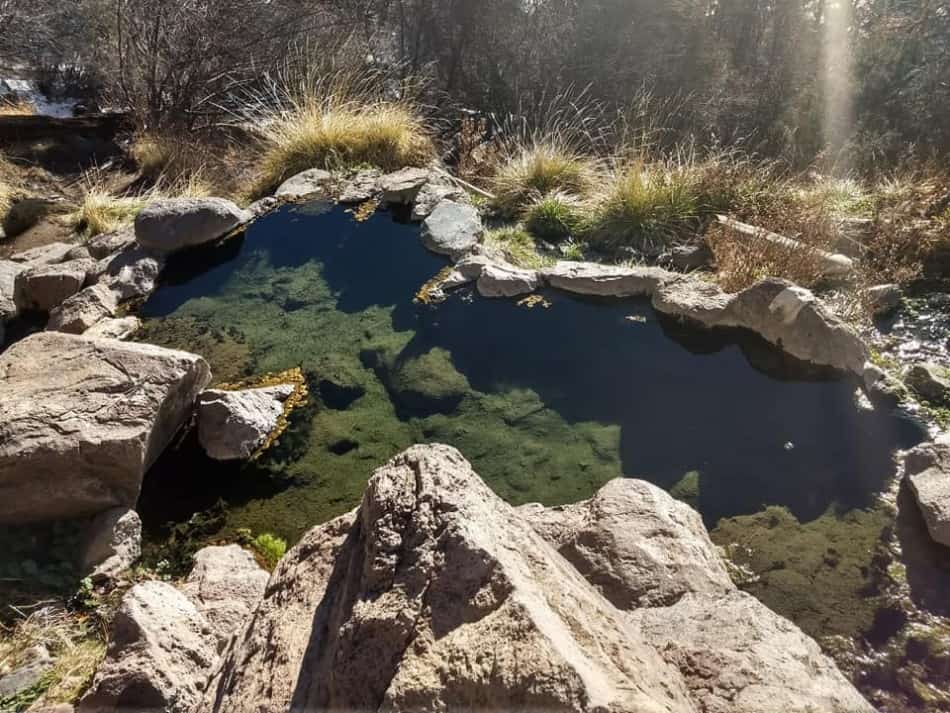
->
[
  {"left": 0, "top": 332, "right": 211, "bottom": 523},
  {"left": 78, "top": 581, "right": 218, "bottom": 713},
  {"left": 197, "top": 444, "right": 696, "bottom": 713},
  {"left": 519, "top": 478, "right": 734, "bottom": 608}
]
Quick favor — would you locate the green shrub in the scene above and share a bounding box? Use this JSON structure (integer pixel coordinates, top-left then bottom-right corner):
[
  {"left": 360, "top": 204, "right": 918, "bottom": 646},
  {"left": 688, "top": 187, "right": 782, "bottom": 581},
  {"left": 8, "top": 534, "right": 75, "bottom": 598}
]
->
[
  {"left": 484, "top": 227, "right": 553, "bottom": 269},
  {"left": 522, "top": 191, "right": 585, "bottom": 242}
]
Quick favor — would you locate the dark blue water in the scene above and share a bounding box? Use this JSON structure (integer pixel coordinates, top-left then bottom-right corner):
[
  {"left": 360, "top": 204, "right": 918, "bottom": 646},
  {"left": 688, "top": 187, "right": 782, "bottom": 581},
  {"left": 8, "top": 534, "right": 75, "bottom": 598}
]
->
[{"left": 140, "top": 203, "right": 926, "bottom": 529}]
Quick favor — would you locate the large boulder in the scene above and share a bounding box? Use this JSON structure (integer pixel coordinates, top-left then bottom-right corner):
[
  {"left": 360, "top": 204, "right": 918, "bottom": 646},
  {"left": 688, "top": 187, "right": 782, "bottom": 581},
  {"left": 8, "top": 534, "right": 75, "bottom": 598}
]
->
[
  {"left": 93, "top": 244, "right": 163, "bottom": 302},
  {"left": 542, "top": 261, "right": 676, "bottom": 297},
  {"left": 196, "top": 444, "right": 696, "bottom": 713},
  {"left": 47, "top": 283, "right": 119, "bottom": 334},
  {"left": 629, "top": 590, "right": 876, "bottom": 713},
  {"left": 134, "top": 198, "right": 251, "bottom": 255},
  {"left": 411, "top": 181, "right": 464, "bottom": 221},
  {"left": 13, "top": 257, "right": 94, "bottom": 313},
  {"left": 519, "top": 478, "right": 734, "bottom": 609},
  {"left": 337, "top": 169, "right": 381, "bottom": 204},
  {"left": 197, "top": 385, "right": 294, "bottom": 461},
  {"left": 180, "top": 545, "right": 269, "bottom": 650},
  {"left": 79, "top": 507, "right": 142, "bottom": 582},
  {"left": 653, "top": 277, "right": 868, "bottom": 374},
  {"left": 421, "top": 199, "right": 482, "bottom": 259},
  {"left": 904, "top": 434, "right": 950, "bottom": 547},
  {"left": 274, "top": 168, "right": 333, "bottom": 200},
  {"left": 77, "top": 581, "right": 218, "bottom": 713},
  {"left": 0, "top": 333, "right": 211, "bottom": 523}
]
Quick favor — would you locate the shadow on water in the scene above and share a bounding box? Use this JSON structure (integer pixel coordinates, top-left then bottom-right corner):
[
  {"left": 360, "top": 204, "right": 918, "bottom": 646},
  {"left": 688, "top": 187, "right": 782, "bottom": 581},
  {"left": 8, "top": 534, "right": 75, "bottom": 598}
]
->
[{"left": 138, "top": 202, "right": 926, "bottom": 535}]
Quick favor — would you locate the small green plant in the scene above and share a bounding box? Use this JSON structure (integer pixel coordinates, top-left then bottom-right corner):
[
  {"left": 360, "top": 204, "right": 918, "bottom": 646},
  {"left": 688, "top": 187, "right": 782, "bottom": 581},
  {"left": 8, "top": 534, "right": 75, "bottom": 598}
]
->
[
  {"left": 560, "top": 239, "right": 586, "bottom": 261},
  {"left": 522, "top": 191, "right": 585, "bottom": 242},
  {"left": 251, "top": 532, "right": 287, "bottom": 569}
]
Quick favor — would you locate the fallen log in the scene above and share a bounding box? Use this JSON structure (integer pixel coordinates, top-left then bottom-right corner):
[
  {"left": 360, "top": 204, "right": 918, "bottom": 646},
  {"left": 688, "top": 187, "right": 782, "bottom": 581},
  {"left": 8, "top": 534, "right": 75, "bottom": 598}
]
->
[{"left": 715, "top": 214, "right": 855, "bottom": 278}]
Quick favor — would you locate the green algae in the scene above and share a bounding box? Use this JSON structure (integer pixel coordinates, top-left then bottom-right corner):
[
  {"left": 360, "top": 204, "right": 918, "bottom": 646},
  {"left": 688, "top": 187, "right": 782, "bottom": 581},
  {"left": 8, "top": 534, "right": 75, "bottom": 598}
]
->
[
  {"left": 134, "top": 316, "right": 255, "bottom": 384},
  {"left": 711, "top": 504, "right": 894, "bottom": 640}
]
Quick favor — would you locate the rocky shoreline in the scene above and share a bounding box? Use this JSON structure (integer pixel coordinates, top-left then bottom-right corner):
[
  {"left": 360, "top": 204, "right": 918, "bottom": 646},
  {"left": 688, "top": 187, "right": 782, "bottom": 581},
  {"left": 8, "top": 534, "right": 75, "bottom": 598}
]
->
[{"left": 2, "top": 165, "right": 949, "bottom": 712}]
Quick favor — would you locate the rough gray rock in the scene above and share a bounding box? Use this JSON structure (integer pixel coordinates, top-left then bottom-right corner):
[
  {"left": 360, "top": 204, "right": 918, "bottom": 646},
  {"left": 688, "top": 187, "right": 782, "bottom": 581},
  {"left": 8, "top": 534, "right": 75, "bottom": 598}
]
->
[
  {"left": 421, "top": 200, "right": 482, "bottom": 259},
  {"left": 181, "top": 545, "right": 269, "bottom": 650},
  {"left": 476, "top": 263, "right": 540, "bottom": 298},
  {"left": 13, "top": 257, "right": 94, "bottom": 312},
  {"left": 904, "top": 434, "right": 950, "bottom": 547},
  {"left": 79, "top": 507, "right": 142, "bottom": 582},
  {"left": 9, "top": 241, "right": 75, "bottom": 265},
  {"left": 411, "top": 181, "right": 464, "bottom": 221},
  {"left": 84, "top": 316, "right": 141, "bottom": 340},
  {"left": 196, "top": 444, "right": 696, "bottom": 713},
  {"left": 863, "top": 363, "right": 908, "bottom": 406},
  {"left": 0, "top": 644, "right": 52, "bottom": 703},
  {"left": 0, "top": 259, "right": 22, "bottom": 322},
  {"left": 47, "top": 283, "right": 119, "bottom": 334},
  {"left": 93, "top": 245, "right": 163, "bottom": 302},
  {"left": 134, "top": 198, "right": 251, "bottom": 255},
  {"left": 653, "top": 277, "right": 869, "bottom": 374},
  {"left": 519, "top": 478, "right": 734, "bottom": 609},
  {"left": 274, "top": 169, "right": 333, "bottom": 200},
  {"left": 0, "top": 332, "right": 211, "bottom": 523},
  {"left": 542, "top": 261, "right": 675, "bottom": 297},
  {"left": 337, "top": 169, "right": 381, "bottom": 204},
  {"left": 669, "top": 243, "right": 712, "bottom": 272},
  {"left": 629, "top": 590, "right": 876, "bottom": 713},
  {"left": 197, "top": 385, "right": 295, "bottom": 461},
  {"left": 78, "top": 581, "right": 218, "bottom": 713},
  {"left": 246, "top": 196, "right": 279, "bottom": 217},
  {"left": 85, "top": 228, "right": 135, "bottom": 260},
  {"left": 904, "top": 363, "right": 950, "bottom": 405},
  {"left": 864, "top": 283, "right": 902, "bottom": 318},
  {"left": 380, "top": 167, "right": 430, "bottom": 205}
]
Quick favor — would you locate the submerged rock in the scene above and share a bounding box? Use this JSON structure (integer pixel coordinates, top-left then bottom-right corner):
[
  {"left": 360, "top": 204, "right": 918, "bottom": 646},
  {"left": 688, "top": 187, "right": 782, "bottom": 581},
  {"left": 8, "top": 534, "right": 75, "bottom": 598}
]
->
[
  {"left": 196, "top": 444, "right": 696, "bottom": 713},
  {"left": 0, "top": 332, "right": 211, "bottom": 523},
  {"left": 197, "top": 385, "right": 295, "bottom": 461},
  {"left": 274, "top": 169, "right": 333, "bottom": 200},
  {"left": 904, "top": 434, "right": 950, "bottom": 547},
  {"left": 369, "top": 346, "right": 471, "bottom": 415},
  {"left": 79, "top": 507, "right": 142, "bottom": 582},
  {"left": 13, "top": 257, "right": 94, "bottom": 313},
  {"left": 421, "top": 199, "right": 482, "bottom": 258},
  {"left": 542, "top": 261, "right": 675, "bottom": 297},
  {"left": 78, "top": 581, "right": 218, "bottom": 713},
  {"left": 135, "top": 197, "right": 251, "bottom": 255},
  {"left": 181, "top": 544, "right": 269, "bottom": 650},
  {"left": 47, "top": 282, "right": 119, "bottom": 334},
  {"left": 519, "top": 478, "right": 734, "bottom": 609}
]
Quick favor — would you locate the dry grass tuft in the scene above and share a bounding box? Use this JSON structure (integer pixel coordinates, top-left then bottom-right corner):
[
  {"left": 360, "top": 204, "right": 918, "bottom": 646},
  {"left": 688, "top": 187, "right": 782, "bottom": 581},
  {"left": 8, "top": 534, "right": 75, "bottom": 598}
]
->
[
  {"left": 245, "top": 70, "right": 435, "bottom": 196},
  {"left": 69, "top": 170, "right": 213, "bottom": 238},
  {"left": 0, "top": 97, "right": 35, "bottom": 116},
  {"left": 0, "top": 606, "right": 104, "bottom": 709},
  {"left": 491, "top": 142, "right": 598, "bottom": 217}
]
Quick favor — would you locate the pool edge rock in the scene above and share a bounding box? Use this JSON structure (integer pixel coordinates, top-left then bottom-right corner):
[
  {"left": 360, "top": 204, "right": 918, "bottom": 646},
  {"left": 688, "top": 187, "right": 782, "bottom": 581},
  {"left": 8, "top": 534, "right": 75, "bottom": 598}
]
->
[{"left": 0, "top": 332, "right": 211, "bottom": 523}]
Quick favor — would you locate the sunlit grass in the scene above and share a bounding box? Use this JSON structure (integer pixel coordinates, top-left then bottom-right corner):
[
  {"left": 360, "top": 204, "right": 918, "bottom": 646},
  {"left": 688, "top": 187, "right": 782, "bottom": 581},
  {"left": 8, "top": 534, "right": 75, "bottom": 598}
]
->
[
  {"left": 483, "top": 227, "right": 554, "bottom": 269},
  {"left": 0, "top": 98, "right": 35, "bottom": 116},
  {"left": 586, "top": 160, "right": 701, "bottom": 252},
  {"left": 490, "top": 141, "right": 598, "bottom": 217},
  {"left": 522, "top": 191, "right": 585, "bottom": 242}
]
